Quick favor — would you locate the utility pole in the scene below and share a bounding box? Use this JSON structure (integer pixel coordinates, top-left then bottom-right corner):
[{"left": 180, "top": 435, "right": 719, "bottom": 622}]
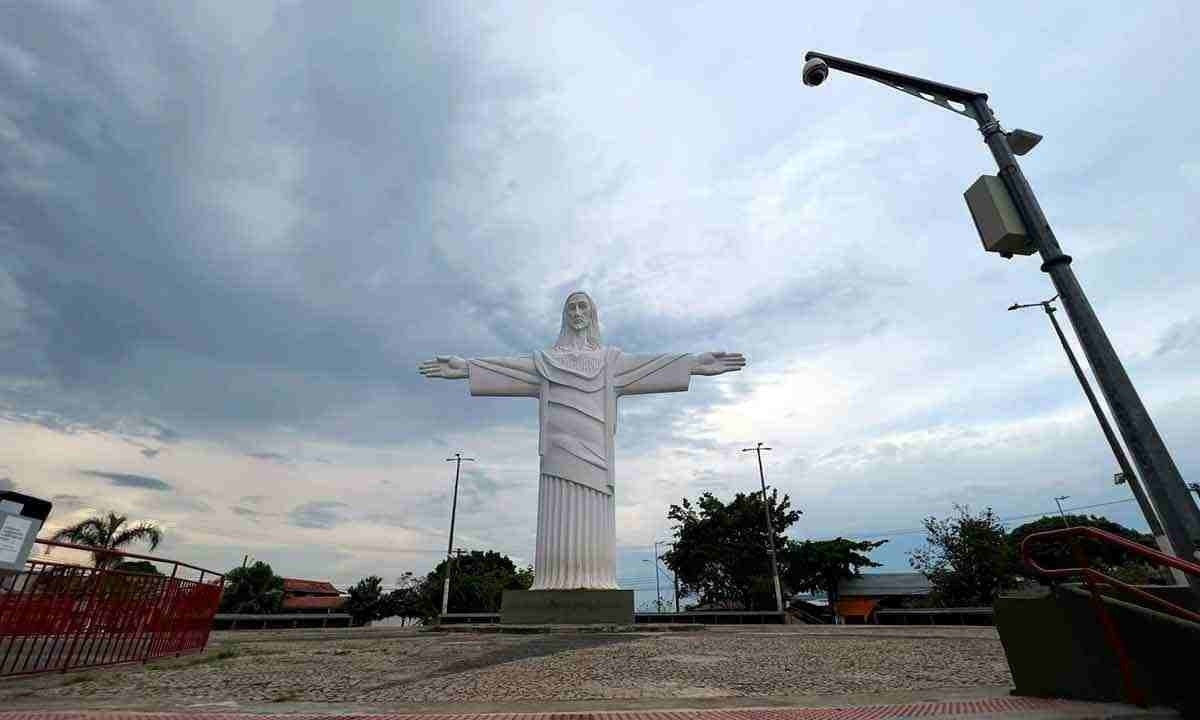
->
[
  {"left": 1009, "top": 297, "right": 1167, "bottom": 545},
  {"left": 1054, "top": 496, "right": 1071, "bottom": 529},
  {"left": 742, "top": 442, "right": 785, "bottom": 614},
  {"left": 652, "top": 542, "right": 662, "bottom": 611},
  {"left": 673, "top": 566, "right": 680, "bottom": 612},
  {"left": 440, "top": 452, "right": 474, "bottom": 618}
]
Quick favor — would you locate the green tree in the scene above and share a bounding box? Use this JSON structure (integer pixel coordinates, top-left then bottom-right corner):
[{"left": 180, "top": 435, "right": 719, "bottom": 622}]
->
[
  {"left": 783, "top": 537, "right": 887, "bottom": 612},
  {"left": 111, "top": 560, "right": 161, "bottom": 575},
  {"left": 410, "top": 551, "right": 533, "bottom": 620},
  {"left": 909, "top": 505, "right": 1016, "bottom": 606},
  {"left": 346, "top": 575, "right": 388, "bottom": 626},
  {"left": 219, "top": 561, "right": 284, "bottom": 613},
  {"left": 1007, "top": 514, "right": 1168, "bottom": 585},
  {"left": 49, "top": 511, "right": 163, "bottom": 568},
  {"left": 663, "top": 490, "right": 801, "bottom": 610},
  {"left": 386, "top": 572, "right": 426, "bottom": 625}
]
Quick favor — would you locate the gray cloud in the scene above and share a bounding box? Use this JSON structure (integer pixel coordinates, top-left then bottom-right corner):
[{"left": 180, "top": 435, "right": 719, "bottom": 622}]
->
[
  {"left": 2, "top": 1, "right": 1198, "bottom": 591},
  {"left": 288, "top": 500, "right": 349, "bottom": 529},
  {"left": 1156, "top": 317, "right": 1200, "bottom": 356},
  {"left": 246, "top": 452, "right": 290, "bottom": 463},
  {"left": 50, "top": 494, "right": 87, "bottom": 511},
  {"left": 80, "top": 470, "right": 171, "bottom": 491}
]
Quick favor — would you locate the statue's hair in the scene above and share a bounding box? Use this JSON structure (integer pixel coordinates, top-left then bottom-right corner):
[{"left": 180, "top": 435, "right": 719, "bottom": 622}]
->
[{"left": 554, "top": 291, "right": 602, "bottom": 350}]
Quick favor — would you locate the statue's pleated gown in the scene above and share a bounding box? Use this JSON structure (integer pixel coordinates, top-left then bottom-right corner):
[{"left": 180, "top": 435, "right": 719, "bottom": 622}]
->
[{"left": 531, "top": 474, "right": 618, "bottom": 589}]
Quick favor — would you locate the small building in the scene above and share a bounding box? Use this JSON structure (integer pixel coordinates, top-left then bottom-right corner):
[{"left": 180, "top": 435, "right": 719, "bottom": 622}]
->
[
  {"left": 280, "top": 578, "right": 347, "bottom": 613},
  {"left": 835, "top": 572, "right": 932, "bottom": 624}
]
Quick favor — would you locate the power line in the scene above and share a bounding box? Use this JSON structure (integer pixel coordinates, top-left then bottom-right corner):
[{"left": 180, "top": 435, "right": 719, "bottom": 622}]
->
[{"left": 838, "top": 498, "right": 1138, "bottom": 540}]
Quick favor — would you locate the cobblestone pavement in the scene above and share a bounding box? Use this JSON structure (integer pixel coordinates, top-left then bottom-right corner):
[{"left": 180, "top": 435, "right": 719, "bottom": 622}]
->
[{"left": 0, "top": 626, "right": 1014, "bottom": 710}]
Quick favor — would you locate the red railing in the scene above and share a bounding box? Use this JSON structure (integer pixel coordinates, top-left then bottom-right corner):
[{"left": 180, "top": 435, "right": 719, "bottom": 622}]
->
[
  {"left": 1020, "top": 525, "right": 1200, "bottom": 707},
  {"left": 0, "top": 539, "right": 224, "bottom": 677}
]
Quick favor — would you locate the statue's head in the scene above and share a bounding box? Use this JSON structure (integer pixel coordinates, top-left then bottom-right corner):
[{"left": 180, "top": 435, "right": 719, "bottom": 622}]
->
[{"left": 555, "top": 291, "right": 602, "bottom": 350}]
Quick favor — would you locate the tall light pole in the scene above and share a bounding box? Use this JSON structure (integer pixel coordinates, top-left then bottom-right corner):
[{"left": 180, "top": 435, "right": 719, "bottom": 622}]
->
[
  {"left": 1009, "top": 297, "right": 1167, "bottom": 545},
  {"left": 803, "top": 51, "right": 1200, "bottom": 596},
  {"left": 644, "top": 540, "right": 673, "bottom": 611},
  {"left": 1054, "top": 495, "right": 1072, "bottom": 529},
  {"left": 440, "top": 452, "right": 474, "bottom": 618},
  {"left": 742, "top": 442, "right": 785, "bottom": 614}
]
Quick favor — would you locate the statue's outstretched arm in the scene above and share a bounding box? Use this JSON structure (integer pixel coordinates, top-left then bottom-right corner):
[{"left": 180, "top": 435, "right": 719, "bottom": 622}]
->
[
  {"left": 690, "top": 351, "right": 746, "bottom": 376},
  {"left": 418, "top": 355, "right": 468, "bottom": 380}
]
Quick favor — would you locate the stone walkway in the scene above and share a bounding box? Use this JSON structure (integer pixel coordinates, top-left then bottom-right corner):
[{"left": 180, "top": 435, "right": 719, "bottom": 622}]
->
[{"left": 0, "top": 626, "right": 1016, "bottom": 710}]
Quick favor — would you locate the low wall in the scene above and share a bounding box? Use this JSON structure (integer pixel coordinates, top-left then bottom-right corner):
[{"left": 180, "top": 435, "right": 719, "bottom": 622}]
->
[
  {"left": 212, "top": 613, "right": 353, "bottom": 630},
  {"left": 995, "top": 584, "right": 1199, "bottom": 713}
]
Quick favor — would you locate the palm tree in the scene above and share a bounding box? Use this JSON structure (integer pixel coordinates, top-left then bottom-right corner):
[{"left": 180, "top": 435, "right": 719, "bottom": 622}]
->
[{"left": 49, "top": 511, "right": 163, "bottom": 568}]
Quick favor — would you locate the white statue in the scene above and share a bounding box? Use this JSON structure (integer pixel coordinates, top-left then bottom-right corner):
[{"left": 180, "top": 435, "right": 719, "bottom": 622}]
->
[{"left": 419, "top": 291, "right": 745, "bottom": 590}]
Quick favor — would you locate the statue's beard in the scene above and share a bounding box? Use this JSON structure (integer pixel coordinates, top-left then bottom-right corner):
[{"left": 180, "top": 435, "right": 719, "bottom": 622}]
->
[{"left": 555, "top": 321, "right": 599, "bottom": 351}]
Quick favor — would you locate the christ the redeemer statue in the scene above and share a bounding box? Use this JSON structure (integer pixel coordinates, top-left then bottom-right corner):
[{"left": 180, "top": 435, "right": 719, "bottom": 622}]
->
[{"left": 419, "top": 291, "right": 745, "bottom": 591}]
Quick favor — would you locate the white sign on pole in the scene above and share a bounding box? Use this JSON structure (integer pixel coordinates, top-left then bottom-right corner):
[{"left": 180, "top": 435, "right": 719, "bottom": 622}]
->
[{"left": 0, "top": 515, "right": 33, "bottom": 564}]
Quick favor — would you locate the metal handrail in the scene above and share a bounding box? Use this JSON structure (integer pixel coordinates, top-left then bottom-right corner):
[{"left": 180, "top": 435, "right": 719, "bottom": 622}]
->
[
  {"left": 31, "top": 539, "right": 224, "bottom": 580},
  {"left": 1020, "top": 526, "right": 1200, "bottom": 624},
  {"left": 1020, "top": 525, "right": 1200, "bottom": 707}
]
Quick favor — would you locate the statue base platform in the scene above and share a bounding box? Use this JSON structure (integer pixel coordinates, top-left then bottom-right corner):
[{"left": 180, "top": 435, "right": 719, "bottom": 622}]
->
[{"left": 500, "top": 589, "right": 634, "bottom": 625}]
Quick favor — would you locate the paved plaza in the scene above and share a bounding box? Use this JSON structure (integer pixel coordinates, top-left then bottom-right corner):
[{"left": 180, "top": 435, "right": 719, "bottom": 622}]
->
[{"left": 0, "top": 626, "right": 1017, "bottom": 711}]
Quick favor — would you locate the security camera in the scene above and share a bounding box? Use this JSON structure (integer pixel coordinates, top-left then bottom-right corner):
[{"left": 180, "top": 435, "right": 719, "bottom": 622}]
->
[{"left": 803, "top": 57, "right": 829, "bottom": 87}]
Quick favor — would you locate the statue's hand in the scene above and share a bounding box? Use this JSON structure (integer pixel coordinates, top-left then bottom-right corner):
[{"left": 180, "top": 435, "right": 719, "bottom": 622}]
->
[
  {"left": 692, "top": 351, "right": 746, "bottom": 376},
  {"left": 418, "top": 355, "right": 468, "bottom": 380}
]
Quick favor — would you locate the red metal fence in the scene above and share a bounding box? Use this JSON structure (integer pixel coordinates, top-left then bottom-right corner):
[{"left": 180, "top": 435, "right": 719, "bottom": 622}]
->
[{"left": 0, "top": 539, "right": 224, "bottom": 677}]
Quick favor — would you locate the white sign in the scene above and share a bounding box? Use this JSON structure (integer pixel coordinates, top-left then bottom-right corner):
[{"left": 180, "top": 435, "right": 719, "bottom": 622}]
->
[{"left": 0, "top": 515, "right": 32, "bottom": 564}]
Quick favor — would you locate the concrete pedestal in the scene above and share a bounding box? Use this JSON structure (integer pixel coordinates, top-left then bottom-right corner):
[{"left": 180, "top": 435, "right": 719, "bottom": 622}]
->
[{"left": 501, "top": 589, "right": 634, "bottom": 625}]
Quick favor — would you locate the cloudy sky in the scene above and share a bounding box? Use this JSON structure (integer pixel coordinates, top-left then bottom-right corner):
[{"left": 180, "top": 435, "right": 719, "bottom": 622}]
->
[{"left": 3, "top": 1, "right": 1198, "bottom": 602}]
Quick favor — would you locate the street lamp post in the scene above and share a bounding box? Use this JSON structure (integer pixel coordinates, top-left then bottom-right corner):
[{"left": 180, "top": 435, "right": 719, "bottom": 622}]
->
[
  {"left": 803, "top": 51, "right": 1200, "bottom": 595},
  {"left": 651, "top": 542, "right": 662, "bottom": 611},
  {"left": 441, "top": 452, "right": 475, "bottom": 618},
  {"left": 1054, "top": 495, "right": 1072, "bottom": 529},
  {"left": 742, "top": 442, "right": 786, "bottom": 614},
  {"left": 1009, "top": 297, "right": 1167, "bottom": 545},
  {"left": 645, "top": 540, "right": 674, "bottom": 612}
]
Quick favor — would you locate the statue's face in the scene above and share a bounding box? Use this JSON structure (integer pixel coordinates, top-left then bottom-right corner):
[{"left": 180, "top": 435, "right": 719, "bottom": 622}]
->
[{"left": 566, "top": 294, "right": 591, "bottom": 332}]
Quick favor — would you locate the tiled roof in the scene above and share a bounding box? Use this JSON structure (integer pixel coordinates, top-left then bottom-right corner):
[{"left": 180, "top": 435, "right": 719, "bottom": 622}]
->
[
  {"left": 282, "top": 578, "right": 341, "bottom": 595},
  {"left": 280, "top": 595, "right": 347, "bottom": 610}
]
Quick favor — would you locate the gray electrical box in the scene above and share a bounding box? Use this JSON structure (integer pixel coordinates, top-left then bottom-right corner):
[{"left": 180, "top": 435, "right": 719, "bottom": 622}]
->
[
  {"left": 964, "top": 174, "right": 1034, "bottom": 257},
  {"left": 0, "top": 492, "right": 52, "bottom": 572}
]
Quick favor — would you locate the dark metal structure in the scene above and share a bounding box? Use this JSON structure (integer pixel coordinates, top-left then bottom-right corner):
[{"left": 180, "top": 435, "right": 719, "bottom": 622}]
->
[{"left": 0, "top": 539, "right": 223, "bottom": 676}]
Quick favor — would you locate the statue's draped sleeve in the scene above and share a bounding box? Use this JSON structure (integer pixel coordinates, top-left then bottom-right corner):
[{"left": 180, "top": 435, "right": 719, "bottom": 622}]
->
[
  {"left": 614, "top": 352, "right": 693, "bottom": 396},
  {"left": 468, "top": 356, "right": 540, "bottom": 397}
]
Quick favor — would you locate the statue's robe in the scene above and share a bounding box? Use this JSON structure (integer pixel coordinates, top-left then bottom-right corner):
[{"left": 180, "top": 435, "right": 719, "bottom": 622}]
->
[{"left": 467, "top": 348, "right": 693, "bottom": 589}]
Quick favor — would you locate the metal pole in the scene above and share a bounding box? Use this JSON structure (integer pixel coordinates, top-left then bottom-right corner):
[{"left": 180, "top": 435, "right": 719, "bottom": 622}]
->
[
  {"left": 1054, "top": 496, "right": 1071, "bottom": 529},
  {"left": 673, "top": 557, "right": 681, "bottom": 613},
  {"left": 1010, "top": 299, "right": 1166, "bottom": 541},
  {"left": 652, "top": 542, "right": 662, "bottom": 611},
  {"left": 969, "top": 97, "right": 1200, "bottom": 587},
  {"left": 743, "top": 443, "right": 784, "bottom": 613},
  {"left": 440, "top": 453, "right": 474, "bottom": 618}
]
